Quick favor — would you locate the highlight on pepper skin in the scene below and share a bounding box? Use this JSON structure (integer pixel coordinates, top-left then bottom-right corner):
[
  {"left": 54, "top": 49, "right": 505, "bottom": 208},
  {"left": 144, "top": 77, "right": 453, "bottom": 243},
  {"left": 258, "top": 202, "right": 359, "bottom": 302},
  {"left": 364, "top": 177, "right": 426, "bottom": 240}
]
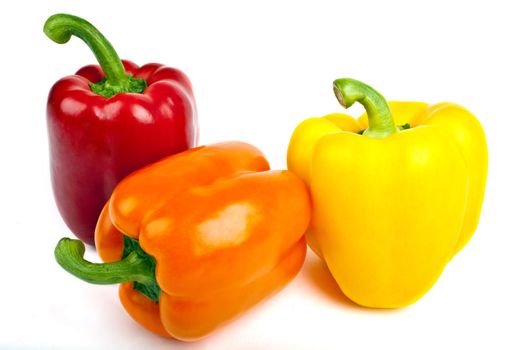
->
[
  {"left": 287, "top": 77, "right": 487, "bottom": 309},
  {"left": 55, "top": 141, "right": 311, "bottom": 341}
]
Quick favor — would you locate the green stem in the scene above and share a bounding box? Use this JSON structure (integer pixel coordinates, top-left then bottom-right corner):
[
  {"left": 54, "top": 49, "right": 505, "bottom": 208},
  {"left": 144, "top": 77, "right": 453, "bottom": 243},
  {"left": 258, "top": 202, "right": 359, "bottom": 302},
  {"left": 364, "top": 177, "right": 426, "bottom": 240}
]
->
[
  {"left": 333, "top": 78, "right": 396, "bottom": 138},
  {"left": 54, "top": 238, "right": 156, "bottom": 286},
  {"left": 44, "top": 14, "right": 146, "bottom": 98}
]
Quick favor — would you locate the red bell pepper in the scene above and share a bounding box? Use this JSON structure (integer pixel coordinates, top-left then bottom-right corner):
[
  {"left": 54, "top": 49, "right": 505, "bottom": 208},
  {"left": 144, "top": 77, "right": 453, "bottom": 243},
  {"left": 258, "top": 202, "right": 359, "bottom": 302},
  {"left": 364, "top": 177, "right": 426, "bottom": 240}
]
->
[{"left": 44, "top": 14, "right": 197, "bottom": 245}]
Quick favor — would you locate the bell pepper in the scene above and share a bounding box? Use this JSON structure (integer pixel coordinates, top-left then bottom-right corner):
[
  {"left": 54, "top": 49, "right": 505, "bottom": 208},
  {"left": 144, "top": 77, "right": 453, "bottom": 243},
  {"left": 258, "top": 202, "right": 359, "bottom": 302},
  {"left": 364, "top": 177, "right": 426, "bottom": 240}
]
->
[
  {"left": 287, "top": 78, "right": 488, "bottom": 308},
  {"left": 45, "top": 14, "right": 197, "bottom": 245},
  {"left": 54, "top": 142, "right": 310, "bottom": 341}
]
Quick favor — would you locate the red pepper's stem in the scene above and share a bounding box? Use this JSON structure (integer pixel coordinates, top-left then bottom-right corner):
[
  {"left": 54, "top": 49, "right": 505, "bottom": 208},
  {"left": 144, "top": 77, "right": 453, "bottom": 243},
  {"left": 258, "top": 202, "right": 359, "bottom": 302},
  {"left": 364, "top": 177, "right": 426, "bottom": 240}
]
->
[
  {"left": 54, "top": 238, "right": 156, "bottom": 286},
  {"left": 44, "top": 14, "right": 146, "bottom": 98},
  {"left": 44, "top": 14, "right": 126, "bottom": 87},
  {"left": 333, "top": 78, "right": 397, "bottom": 138}
]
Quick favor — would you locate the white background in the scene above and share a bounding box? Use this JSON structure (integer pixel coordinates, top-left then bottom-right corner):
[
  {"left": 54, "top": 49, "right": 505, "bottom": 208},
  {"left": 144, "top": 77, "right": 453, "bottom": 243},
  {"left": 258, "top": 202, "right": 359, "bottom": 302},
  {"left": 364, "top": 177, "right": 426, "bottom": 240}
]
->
[{"left": 1, "top": 0, "right": 524, "bottom": 349}]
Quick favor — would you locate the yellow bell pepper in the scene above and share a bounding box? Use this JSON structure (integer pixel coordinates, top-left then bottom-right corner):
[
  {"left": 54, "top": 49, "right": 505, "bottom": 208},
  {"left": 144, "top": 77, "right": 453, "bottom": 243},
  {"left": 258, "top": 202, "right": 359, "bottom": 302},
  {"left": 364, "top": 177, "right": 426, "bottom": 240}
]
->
[{"left": 287, "top": 78, "right": 488, "bottom": 308}]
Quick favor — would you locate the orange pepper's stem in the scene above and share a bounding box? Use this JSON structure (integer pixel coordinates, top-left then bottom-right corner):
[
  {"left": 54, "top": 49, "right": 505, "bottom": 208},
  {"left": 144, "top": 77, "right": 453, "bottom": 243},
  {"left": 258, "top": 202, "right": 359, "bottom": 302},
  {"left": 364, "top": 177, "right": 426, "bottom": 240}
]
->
[
  {"left": 54, "top": 238, "right": 156, "bottom": 286},
  {"left": 333, "top": 78, "right": 397, "bottom": 138}
]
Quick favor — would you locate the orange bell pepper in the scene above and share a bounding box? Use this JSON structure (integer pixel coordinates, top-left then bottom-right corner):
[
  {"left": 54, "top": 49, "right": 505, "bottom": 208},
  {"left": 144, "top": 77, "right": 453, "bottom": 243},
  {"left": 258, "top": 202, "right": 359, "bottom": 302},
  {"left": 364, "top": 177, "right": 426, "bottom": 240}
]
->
[{"left": 54, "top": 142, "right": 310, "bottom": 341}]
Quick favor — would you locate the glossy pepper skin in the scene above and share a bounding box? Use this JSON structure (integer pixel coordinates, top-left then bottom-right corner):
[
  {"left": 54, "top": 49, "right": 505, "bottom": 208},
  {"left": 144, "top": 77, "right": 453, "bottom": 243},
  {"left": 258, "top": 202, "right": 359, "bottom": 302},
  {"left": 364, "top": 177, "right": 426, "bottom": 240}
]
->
[
  {"left": 287, "top": 78, "right": 487, "bottom": 308},
  {"left": 45, "top": 14, "right": 197, "bottom": 245},
  {"left": 55, "top": 142, "right": 310, "bottom": 341}
]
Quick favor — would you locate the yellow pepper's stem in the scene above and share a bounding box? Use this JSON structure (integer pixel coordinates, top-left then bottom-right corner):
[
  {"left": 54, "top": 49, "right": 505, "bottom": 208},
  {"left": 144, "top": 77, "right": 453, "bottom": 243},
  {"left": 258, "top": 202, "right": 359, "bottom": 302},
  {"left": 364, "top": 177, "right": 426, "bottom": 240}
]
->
[{"left": 333, "top": 78, "right": 396, "bottom": 138}]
